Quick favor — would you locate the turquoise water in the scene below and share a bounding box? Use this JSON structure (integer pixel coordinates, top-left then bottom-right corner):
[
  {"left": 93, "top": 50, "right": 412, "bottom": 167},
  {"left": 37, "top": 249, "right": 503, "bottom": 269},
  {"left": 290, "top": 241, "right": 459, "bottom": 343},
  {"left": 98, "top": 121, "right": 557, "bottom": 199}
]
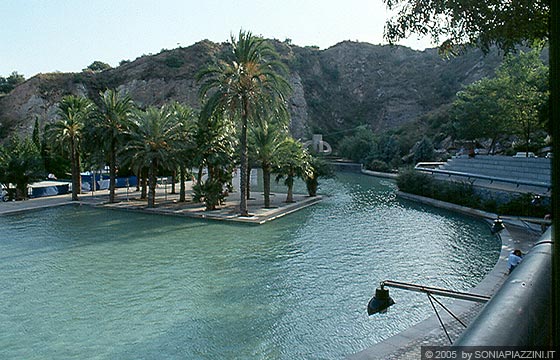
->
[{"left": 0, "top": 173, "right": 499, "bottom": 359}]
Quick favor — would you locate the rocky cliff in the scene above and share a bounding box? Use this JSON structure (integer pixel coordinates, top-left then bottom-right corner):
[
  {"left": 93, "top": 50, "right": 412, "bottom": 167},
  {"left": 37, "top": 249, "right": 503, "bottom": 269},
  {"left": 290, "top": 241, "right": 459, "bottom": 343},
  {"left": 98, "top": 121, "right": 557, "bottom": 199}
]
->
[{"left": 0, "top": 39, "right": 503, "bottom": 144}]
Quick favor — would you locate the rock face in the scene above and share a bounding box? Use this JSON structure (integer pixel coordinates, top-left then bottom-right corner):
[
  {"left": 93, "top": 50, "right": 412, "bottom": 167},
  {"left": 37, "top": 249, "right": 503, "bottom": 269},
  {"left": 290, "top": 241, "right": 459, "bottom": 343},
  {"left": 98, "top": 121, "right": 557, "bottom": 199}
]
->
[{"left": 0, "top": 39, "right": 502, "bottom": 143}]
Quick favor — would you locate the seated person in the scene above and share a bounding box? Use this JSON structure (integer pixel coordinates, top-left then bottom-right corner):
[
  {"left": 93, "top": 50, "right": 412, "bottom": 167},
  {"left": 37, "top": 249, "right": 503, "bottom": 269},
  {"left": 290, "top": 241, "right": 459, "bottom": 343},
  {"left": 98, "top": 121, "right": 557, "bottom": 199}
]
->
[{"left": 507, "top": 249, "right": 523, "bottom": 274}]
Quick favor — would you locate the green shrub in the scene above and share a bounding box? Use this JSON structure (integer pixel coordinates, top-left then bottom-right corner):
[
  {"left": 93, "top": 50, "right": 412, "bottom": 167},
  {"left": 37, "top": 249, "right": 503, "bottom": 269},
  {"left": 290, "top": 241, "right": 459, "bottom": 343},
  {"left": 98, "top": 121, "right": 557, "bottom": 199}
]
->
[
  {"left": 397, "top": 169, "right": 481, "bottom": 208},
  {"left": 397, "top": 170, "right": 551, "bottom": 217},
  {"left": 396, "top": 168, "right": 434, "bottom": 197},
  {"left": 497, "top": 193, "right": 550, "bottom": 218},
  {"left": 481, "top": 198, "right": 499, "bottom": 214},
  {"left": 164, "top": 56, "right": 184, "bottom": 68},
  {"left": 367, "top": 159, "right": 390, "bottom": 172},
  {"left": 192, "top": 180, "right": 225, "bottom": 211}
]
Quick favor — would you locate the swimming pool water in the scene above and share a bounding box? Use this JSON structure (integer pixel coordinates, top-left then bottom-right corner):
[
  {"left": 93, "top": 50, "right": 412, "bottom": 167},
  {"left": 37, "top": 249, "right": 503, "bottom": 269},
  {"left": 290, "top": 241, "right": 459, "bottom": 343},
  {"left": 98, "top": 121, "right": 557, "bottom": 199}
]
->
[{"left": 0, "top": 173, "right": 499, "bottom": 359}]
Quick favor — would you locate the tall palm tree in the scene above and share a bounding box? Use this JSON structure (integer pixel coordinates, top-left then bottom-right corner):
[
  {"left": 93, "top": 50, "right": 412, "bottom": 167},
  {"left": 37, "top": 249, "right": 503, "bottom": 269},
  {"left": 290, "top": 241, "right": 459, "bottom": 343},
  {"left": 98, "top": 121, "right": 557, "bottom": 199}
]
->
[
  {"left": 93, "top": 89, "right": 135, "bottom": 203},
  {"left": 47, "top": 95, "right": 94, "bottom": 201},
  {"left": 250, "top": 112, "right": 289, "bottom": 208},
  {"left": 169, "top": 102, "right": 197, "bottom": 202},
  {"left": 121, "top": 106, "right": 181, "bottom": 208},
  {"left": 197, "top": 30, "right": 291, "bottom": 216}
]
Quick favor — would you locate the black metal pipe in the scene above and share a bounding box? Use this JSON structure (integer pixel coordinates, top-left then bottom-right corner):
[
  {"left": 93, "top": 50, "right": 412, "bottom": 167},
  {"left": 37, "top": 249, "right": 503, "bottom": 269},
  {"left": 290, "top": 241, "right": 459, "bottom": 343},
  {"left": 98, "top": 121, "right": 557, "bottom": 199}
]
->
[
  {"left": 381, "top": 280, "right": 490, "bottom": 303},
  {"left": 454, "top": 231, "right": 553, "bottom": 346}
]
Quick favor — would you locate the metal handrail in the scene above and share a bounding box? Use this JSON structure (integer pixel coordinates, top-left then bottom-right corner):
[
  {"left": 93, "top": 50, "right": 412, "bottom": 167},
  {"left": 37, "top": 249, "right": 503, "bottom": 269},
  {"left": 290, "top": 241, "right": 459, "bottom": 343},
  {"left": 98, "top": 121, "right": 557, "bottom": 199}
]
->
[
  {"left": 454, "top": 229, "right": 553, "bottom": 346},
  {"left": 415, "top": 166, "right": 552, "bottom": 190}
]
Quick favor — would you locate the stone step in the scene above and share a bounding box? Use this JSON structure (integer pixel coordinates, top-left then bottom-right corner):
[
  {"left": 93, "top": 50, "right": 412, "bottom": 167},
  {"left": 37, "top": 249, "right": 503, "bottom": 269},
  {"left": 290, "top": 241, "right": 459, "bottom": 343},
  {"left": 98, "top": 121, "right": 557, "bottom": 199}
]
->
[{"left": 439, "top": 155, "right": 551, "bottom": 185}]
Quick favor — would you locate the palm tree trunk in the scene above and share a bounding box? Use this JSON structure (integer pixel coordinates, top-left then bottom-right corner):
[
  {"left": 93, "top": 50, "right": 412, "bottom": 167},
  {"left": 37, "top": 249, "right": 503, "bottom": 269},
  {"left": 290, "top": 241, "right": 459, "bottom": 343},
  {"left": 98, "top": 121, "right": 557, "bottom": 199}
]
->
[
  {"left": 239, "top": 108, "right": 249, "bottom": 216},
  {"left": 286, "top": 174, "right": 294, "bottom": 203},
  {"left": 16, "top": 182, "right": 27, "bottom": 200},
  {"left": 109, "top": 141, "right": 117, "bottom": 203},
  {"left": 171, "top": 170, "right": 176, "bottom": 194},
  {"left": 135, "top": 170, "right": 140, "bottom": 191},
  {"left": 148, "top": 161, "right": 157, "bottom": 208},
  {"left": 526, "top": 119, "right": 531, "bottom": 157},
  {"left": 179, "top": 165, "right": 186, "bottom": 202},
  {"left": 286, "top": 184, "right": 294, "bottom": 203},
  {"left": 70, "top": 140, "right": 80, "bottom": 201},
  {"left": 263, "top": 164, "right": 271, "bottom": 208},
  {"left": 197, "top": 164, "right": 204, "bottom": 185},
  {"left": 489, "top": 135, "right": 497, "bottom": 155},
  {"left": 141, "top": 168, "right": 148, "bottom": 199},
  {"left": 246, "top": 164, "right": 251, "bottom": 200}
]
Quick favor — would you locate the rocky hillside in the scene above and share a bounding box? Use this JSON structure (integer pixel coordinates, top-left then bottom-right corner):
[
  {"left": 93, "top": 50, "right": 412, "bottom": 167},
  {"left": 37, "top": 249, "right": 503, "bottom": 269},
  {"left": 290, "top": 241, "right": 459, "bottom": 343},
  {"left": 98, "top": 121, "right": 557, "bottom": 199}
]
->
[{"left": 0, "top": 39, "right": 503, "bottom": 144}]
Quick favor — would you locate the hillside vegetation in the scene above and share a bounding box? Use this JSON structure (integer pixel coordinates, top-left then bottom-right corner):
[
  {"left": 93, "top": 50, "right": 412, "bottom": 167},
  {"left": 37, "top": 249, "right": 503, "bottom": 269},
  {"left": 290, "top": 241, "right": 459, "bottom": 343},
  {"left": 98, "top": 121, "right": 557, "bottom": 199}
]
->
[{"left": 0, "top": 39, "right": 503, "bottom": 148}]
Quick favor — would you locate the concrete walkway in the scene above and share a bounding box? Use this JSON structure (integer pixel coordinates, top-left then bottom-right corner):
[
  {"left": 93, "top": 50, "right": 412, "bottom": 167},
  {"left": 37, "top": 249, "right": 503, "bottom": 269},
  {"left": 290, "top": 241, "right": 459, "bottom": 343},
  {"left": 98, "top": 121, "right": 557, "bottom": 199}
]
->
[
  {"left": 348, "top": 193, "right": 544, "bottom": 360},
  {"left": 0, "top": 184, "right": 322, "bottom": 224}
]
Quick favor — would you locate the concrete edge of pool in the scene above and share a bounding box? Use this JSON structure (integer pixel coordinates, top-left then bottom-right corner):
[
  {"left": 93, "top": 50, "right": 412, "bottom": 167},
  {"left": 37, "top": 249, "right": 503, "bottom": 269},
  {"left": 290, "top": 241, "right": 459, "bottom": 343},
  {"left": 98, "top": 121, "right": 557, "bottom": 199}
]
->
[
  {"left": 0, "top": 187, "right": 323, "bottom": 225},
  {"left": 93, "top": 193, "right": 323, "bottom": 224},
  {"left": 347, "top": 192, "right": 543, "bottom": 359}
]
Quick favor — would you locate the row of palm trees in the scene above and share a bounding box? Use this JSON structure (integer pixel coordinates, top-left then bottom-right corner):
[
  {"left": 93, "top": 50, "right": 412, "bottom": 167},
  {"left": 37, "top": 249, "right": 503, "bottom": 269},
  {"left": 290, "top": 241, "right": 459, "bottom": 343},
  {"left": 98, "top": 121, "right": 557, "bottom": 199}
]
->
[{"left": 43, "top": 30, "right": 319, "bottom": 213}]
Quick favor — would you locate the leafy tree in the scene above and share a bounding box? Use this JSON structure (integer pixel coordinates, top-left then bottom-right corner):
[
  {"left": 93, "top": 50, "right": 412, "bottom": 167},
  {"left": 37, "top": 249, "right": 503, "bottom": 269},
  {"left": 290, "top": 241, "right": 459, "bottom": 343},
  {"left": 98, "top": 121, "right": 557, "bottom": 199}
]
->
[
  {"left": 274, "top": 137, "right": 312, "bottom": 203},
  {"left": 0, "top": 71, "right": 25, "bottom": 94},
  {"left": 497, "top": 49, "right": 549, "bottom": 154},
  {"left": 0, "top": 136, "right": 44, "bottom": 199},
  {"left": 192, "top": 111, "right": 236, "bottom": 211},
  {"left": 453, "top": 49, "right": 548, "bottom": 154},
  {"left": 83, "top": 61, "right": 112, "bottom": 72},
  {"left": 32, "top": 117, "right": 41, "bottom": 149},
  {"left": 197, "top": 30, "right": 291, "bottom": 216},
  {"left": 413, "top": 136, "right": 435, "bottom": 164},
  {"left": 337, "top": 128, "right": 377, "bottom": 163},
  {"left": 378, "top": 134, "right": 401, "bottom": 168},
  {"left": 453, "top": 76, "right": 509, "bottom": 152},
  {"left": 92, "top": 89, "right": 135, "bottom": 203},
  {"left": 46, "top": 95, "right": 95, "bottom": 200},
  {"left": 383, "top": 0, "right": 549, "bottom": 53}
]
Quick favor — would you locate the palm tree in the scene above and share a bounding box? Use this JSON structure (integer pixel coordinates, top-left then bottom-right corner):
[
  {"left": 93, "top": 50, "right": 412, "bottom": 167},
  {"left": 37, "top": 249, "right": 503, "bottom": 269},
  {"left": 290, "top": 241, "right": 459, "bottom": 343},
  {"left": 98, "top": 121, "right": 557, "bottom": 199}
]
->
[
  {"left": 121, "top": 106, "right": 181, "bottom": 208},
  {"left": 275, "top": 137, "right": 312, "bottom": 203},
  {"left": 93, "top": 89, "right": 135, "bottom": 203},
  {"left": 169, "top": 102, "right": 197, "bottom": 202},
  {"left": 197, "top": 30, "right": 291, "bottom": 216},
  {"left": 304, "top": 155, "right": 334, "bottom": 197},
  {"left": 250, "top": 112, "right": 289, "bottom": 207},
  {"left": 46, "top": 95, "right": 94, "bottom": 201}
]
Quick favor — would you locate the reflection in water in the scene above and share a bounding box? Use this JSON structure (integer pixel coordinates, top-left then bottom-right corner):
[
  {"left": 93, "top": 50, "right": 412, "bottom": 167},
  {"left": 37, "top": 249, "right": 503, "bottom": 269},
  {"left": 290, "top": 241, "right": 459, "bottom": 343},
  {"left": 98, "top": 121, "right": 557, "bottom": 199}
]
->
[{"left": 0, "top": 173, "right": 499, "bottom": 359}]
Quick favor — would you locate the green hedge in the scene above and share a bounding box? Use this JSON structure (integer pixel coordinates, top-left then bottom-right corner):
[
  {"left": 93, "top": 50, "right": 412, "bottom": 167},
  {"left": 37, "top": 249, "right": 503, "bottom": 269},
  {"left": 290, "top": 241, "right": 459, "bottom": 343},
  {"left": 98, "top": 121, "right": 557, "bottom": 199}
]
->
[{"left": 396, "top": 169, "right": 550, "bottom": 217}]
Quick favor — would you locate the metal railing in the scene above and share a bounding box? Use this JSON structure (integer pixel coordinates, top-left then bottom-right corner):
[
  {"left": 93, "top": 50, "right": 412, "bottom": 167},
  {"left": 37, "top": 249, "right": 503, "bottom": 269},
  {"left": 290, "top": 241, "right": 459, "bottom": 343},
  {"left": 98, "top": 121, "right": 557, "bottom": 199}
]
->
[
  {"left": 454, "top": 228, "right": 553, "bottom": 346},
  {"left": 415, "top": 166, "right": 552, "bottom": 191}
]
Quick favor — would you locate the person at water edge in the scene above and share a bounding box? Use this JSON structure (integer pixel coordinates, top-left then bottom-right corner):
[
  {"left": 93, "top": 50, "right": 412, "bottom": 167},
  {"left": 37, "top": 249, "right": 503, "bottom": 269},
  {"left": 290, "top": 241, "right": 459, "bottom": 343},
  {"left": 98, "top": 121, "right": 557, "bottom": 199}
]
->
[{"left": 507, "top": 249, "right": 523, "bottom": 274}]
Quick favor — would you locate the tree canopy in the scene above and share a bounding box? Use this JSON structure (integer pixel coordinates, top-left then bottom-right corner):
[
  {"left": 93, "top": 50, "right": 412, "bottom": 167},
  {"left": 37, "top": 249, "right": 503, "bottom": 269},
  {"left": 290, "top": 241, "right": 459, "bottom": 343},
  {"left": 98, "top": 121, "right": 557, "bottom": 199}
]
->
[
  {"left": 453, "top": 49, "right": 549, "bottom": 152},
  {"left": 383, "top": 0, "right": 550, "bottom": 53},
  {"left": 0, "top": 71, "right": 25, "bottom": 94},
  {"left": 83, "top": 61, "right": 112, "bottom": 72}
]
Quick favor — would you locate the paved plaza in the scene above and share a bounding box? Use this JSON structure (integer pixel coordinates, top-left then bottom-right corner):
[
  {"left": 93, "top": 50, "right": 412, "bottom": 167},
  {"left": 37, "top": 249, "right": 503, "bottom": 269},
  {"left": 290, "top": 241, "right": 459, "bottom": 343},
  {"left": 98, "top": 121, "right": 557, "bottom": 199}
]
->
[{"left": 0, "top": 182, "right": 322, "bottom": 224}]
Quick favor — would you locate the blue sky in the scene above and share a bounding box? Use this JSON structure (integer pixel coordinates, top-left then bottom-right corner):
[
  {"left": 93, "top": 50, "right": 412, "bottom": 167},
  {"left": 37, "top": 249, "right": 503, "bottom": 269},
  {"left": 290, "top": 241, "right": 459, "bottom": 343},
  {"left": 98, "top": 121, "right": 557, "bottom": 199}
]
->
[{"left": 1, "top": 0, "right": 434, "bottom": 78}]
